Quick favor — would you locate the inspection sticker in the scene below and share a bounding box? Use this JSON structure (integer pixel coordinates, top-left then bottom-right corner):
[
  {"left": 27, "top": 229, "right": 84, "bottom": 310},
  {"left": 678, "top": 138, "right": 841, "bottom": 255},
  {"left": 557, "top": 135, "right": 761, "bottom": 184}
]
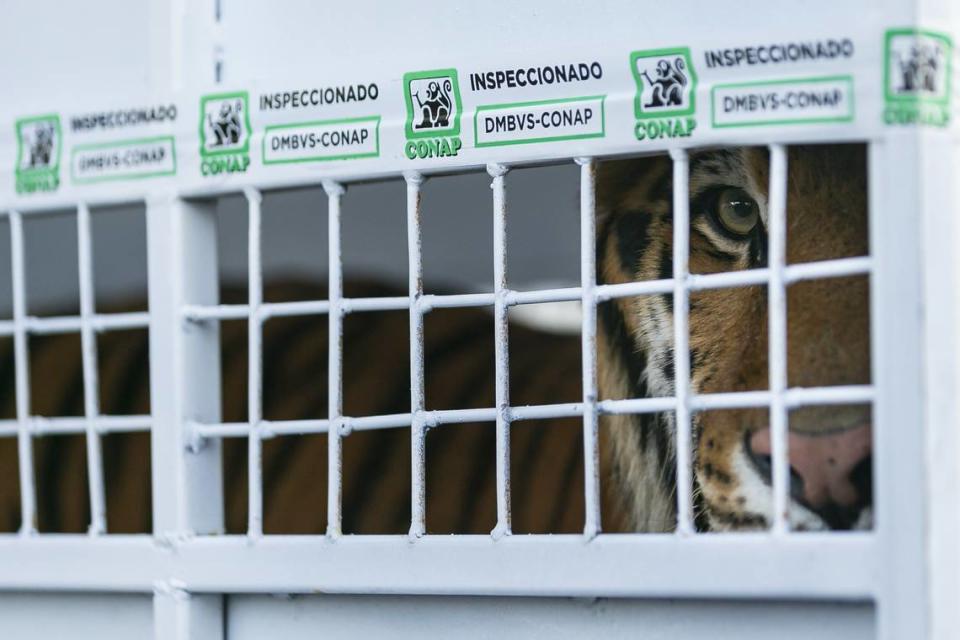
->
[
  {"left": 711, "top": 75, "right": 854, "bottom": 128},
  {"left": 473, "top": 95, "right": 605, "bottom": 147},
  {"left": 15, "top": 114, "right": 61, "bottom": 194},
  {"left": 72, "top": 136, "right": 176, "bottom": 183},
  {"left": 883, "top": 28, "right": 952, "bottom": 127},
  {"left": 199, "top": 91, "right": 252, "bottom": 176},
  {"left": 263, "top": 116, "right": 380, "bottom": 165}
]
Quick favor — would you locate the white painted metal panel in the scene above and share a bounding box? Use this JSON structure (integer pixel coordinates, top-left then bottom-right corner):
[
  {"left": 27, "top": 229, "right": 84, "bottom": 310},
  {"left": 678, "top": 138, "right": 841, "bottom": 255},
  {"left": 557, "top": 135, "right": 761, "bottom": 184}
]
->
[
  {"left": 0, "top": 593, "right": 152, "bottom": 639},
  {"left": 0, "top": 1, "right": 954, "bottom": 639},
  {"left": 227, "top": 595, "right": 876, "bottom": 640}
]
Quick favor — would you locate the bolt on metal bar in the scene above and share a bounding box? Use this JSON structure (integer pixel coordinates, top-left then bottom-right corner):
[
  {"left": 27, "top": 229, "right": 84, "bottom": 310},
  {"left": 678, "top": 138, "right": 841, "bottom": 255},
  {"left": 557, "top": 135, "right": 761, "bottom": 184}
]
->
[
  {"left": 244, "top": 187, "right": 264, "bottom": 539},
  {"left": 488, "top": 162, "right": 512, "bottom": 540},
  {"left": 8, "top": 211, "right": 36, "bottom": 536},
  {"left": 670, "top": 149, "right": 695, "bottom": 536},
  {"left": 768, "top": 144, "right": 790, "bottom": 535},
  {"left": 77, "top": 203, "right": 107, "bottom": 535},
  {"left": 405, "top": 171, "right": 427, "bottom": 539},
  {"left": 324, "top": 179, "right": 345, "bottom": 539},
  {"left": 577, "top": 157, "right": 600, "bottom": 540}
]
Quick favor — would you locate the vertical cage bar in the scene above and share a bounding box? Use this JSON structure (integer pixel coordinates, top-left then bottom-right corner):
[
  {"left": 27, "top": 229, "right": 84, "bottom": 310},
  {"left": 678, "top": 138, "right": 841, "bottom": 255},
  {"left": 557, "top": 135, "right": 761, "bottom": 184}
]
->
[
  {"left": 488, "top": 163, "right": 511, "bottom": 539},
  {"left": 868, "top": 135, "right": 930, "bottom": 639},
  {"left": 669, "top": 149, "right": 694, "bottom": 536},
  {"left": 767, "top": 144, "right": 790, "bottom": 535},
  {"left": 244, "top": 187, "right": 264, "bottom": 538},
  {"left": 77, "top": 203, "right": 107, "bottom": 535},
  {"left": 405, "top": 172, "right": 427, "bottom": 538},
  {"left": 577, "top": 158, "right": 600, "bottom": 539},
  {"left": 8, "top": 211, "right": 35, "bottom": 535},
  {"left": 323, "top": 180, "right": 345, "bottom": 538},
  {"left": 147, "top": 194, "right": 225, "bottom": 638}
]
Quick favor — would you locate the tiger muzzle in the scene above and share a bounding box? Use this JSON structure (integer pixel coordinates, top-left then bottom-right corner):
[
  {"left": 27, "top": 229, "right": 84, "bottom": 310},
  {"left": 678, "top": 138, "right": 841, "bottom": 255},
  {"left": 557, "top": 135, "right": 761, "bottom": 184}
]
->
[{"left": 747, "top": 421, "right": 872, "bottom": 530}]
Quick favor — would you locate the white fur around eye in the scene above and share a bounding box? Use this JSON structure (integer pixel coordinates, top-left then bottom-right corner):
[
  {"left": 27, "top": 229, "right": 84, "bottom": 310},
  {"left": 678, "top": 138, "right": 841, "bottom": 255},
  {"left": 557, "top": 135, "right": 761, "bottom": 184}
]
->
[{"left": 692, "top": 217, "right": 751, "bottom": 257}]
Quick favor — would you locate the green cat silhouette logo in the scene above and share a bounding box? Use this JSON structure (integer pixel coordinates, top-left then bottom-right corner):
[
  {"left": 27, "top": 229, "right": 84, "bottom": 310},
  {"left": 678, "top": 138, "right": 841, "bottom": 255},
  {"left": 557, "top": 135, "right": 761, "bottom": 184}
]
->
[
  {"left": 883, "top": 28, "right": 952, "bottom": 127},
  {"left": 15, "top": 114, "right": 61, "bottom": 194},
  {"left": 199, "top": 91, "right": 252, "bottom": 176},
  {"left": 630, "top": 47, "right": 697, "bottom": 141},
  {"left": 403, "top": 69, "right": 463, "bottom": 160}
]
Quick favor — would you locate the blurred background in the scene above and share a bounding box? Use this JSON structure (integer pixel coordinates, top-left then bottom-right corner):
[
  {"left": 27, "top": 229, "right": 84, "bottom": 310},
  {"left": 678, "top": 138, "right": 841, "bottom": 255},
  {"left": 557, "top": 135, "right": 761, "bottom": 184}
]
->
[{"left": 0, "top": 166, "right": 582, "bottom": 322}]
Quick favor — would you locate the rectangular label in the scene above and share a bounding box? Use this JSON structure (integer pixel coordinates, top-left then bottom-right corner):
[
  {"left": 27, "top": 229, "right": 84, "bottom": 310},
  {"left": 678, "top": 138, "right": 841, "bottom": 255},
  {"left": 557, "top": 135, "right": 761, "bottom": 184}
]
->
[
  {"left": 263, "top": 116, "right": 380, "bottom": 164},
  {"left": 474, "top": 95, "right": 605, "bottom": 147},
  {"left": 711, "top": 76, "right": 854, "bottom": 128},
  {"left": 71, "top": 136, "right": 176, "bottom": 183}
]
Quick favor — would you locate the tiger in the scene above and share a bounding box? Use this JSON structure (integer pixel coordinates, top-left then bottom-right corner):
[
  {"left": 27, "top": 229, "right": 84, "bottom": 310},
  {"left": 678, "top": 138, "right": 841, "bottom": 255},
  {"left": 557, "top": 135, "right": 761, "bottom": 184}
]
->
[
  {"left": 0, "top": 281, "right": 585, "bottom": 535},
  {"left": 598, "top": 143, "right": 871, "bottom": 532},
  {"left": 0, "top": 144, "right": 871, "bottom": 535}
]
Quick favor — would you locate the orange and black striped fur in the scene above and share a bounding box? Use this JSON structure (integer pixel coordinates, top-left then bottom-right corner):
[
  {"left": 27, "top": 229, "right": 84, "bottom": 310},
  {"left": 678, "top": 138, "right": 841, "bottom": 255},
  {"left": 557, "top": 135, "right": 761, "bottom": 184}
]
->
[
  {"left": 0, "top": 282, "right": 584, "bottom": 535},
  {"left": 597, "top": 145, "right": 871, "bottom": 532},
  {"left": 0, "top": 146, "right": 872, "bottom": 535}
]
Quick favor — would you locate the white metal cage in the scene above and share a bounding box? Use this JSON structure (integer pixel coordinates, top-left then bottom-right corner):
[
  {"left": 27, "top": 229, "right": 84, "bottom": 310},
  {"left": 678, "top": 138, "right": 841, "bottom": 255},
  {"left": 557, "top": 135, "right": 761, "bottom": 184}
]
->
[{"left": 0, "top": 1, "right": 958, "bottom": 639}]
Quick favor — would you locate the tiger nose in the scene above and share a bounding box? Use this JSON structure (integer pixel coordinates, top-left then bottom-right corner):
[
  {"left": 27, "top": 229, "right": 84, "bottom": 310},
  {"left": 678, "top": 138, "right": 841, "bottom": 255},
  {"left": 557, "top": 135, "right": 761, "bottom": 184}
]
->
[{"left": 747, "top": 423, "right": 872, "bottom": 523}]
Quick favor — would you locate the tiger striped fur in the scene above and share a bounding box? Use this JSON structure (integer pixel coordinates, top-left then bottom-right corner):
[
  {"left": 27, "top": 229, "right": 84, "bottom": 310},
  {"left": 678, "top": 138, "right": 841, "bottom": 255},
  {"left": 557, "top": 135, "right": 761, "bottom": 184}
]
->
[
  {"left": 0, "top": 282, "right": 584, "bottom": 535},
  {"left": 0, "top": 145, "right": 871, "bottom": 535}
]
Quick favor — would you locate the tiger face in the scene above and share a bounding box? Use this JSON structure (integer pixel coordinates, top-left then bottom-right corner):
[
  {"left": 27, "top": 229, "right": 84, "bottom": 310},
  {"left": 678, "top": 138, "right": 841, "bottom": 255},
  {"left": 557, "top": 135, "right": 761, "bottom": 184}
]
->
[{"left": 597, "top": 145, "right": 871, "bottom": 532}]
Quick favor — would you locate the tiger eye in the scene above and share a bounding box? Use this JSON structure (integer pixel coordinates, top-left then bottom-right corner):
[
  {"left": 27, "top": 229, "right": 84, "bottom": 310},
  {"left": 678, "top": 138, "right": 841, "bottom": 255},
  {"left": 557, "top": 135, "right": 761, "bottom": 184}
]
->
[{"left": 715, "top": 188, "right": 760, "bottom": 236}]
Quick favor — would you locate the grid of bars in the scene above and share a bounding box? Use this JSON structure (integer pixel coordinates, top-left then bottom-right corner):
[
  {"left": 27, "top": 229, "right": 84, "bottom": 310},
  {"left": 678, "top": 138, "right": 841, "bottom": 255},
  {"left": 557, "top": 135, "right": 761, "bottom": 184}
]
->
[
  {"left": 181, "top": 145, "right": 872, "bottom": 539},
  {"left": 2, "top": 206, "right": 151, "bottom": 536},
  {"left": 0, "top": 145, "right": 876, "bottom": 539}
]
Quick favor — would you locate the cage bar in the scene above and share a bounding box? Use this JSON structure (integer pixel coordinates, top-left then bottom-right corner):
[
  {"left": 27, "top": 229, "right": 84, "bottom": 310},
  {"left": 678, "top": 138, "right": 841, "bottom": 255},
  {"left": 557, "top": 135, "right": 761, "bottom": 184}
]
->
[
  {"left": 405, "top": 171, "right": 427, "bottom": 539},
  {"left": 77, "top": 203, "right": 107, "bottom": 535},
  {"left": 245, "top": 187, "right": 264, "bottom": 538},
  {"left": 577, "top": 157, "right": 600, "bottom": 540},
  {"left": 324, "top": 179, "right": 345, "bottom": 538},
  {"left": 0, "top": 416, "right": 151, "bottom": 438},
  {"left": 0, "top": 311, "right": 151, "bottom": 337},
  {"left": 8, "top": 211, "right": 36, "bottom": 536},
  {"left": 767, "top": 144, "right": 790, "bottom": 535},
  {"left": 181, "top": 380, "right": 876, "bottom": 442},
  {"left": 489, "top": 163, "right": 511, "bottom": 539},
  {"left": 670, "top": 149, "right": 694, "bottom": 536}
]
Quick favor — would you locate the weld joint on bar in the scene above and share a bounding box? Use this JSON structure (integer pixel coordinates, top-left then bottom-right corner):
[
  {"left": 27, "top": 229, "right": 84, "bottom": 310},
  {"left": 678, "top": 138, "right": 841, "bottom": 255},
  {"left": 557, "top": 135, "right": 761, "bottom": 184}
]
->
[
  {"left": 333, "top": 417, "right": 351, "bottom": 437},
  {"left": 486, "top": 162, "right": 509, "bottom": 178},
  {"left": 403, "top": 170, "right": 425, "bottom": 187},
  {"left": 322, "top": 179, "right": 346, "bottom": 197},
  {"left": 242, "top": 185, "right": 263, "bottom": 205}
]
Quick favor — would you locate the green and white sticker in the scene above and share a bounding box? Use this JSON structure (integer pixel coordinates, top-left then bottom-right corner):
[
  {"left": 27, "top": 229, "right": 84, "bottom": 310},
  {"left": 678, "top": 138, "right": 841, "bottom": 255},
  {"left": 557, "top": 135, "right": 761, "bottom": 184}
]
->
[
  {"left": 473, "top": 95, "right": 605, "bottom": 147},
  {"left": 199, "top": 91, "right": 252, "bottom": 176},
  {"left": 403, "top": 69, "right": 463, "bottom": 160},
  {"left": 72, "top": 136, "right": 176, "bottom": 183},
  {"left": 15, "top": 114, "right": 61, "bottom": 194},
  {"left": 883, "top": 28, "right": 952, "bottom": 127},
  {"left": 711, "top": 76, "right": 854, "bottom": 128},
  {"left": 263, "top": 116, "right": 380, "bottom": 165},
  {"left": 630, "top": 47, "right": 697, "bottom": 141}
]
